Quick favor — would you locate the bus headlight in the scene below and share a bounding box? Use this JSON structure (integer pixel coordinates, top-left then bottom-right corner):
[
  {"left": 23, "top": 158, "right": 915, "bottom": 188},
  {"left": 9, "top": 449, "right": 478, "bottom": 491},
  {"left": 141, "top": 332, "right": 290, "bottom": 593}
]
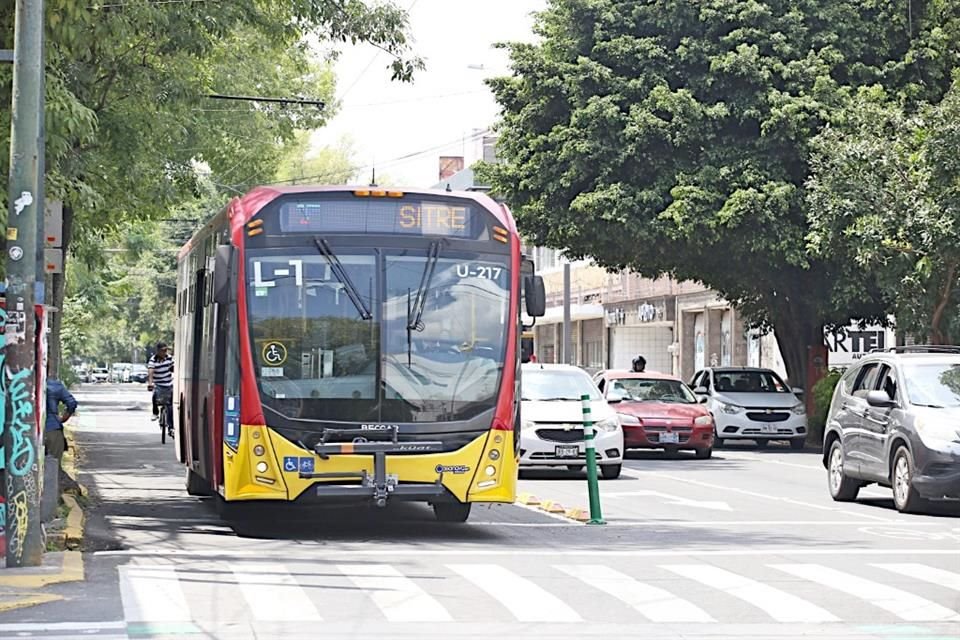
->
[
  {"left": 484, "top": 465, "right": 497, "bottom": 477},
  {"left": 255, "top": 461, "right": 269, "bottom": 473},
  {"left": 253, "top": 445, "right": 265, "bottom": 456}
]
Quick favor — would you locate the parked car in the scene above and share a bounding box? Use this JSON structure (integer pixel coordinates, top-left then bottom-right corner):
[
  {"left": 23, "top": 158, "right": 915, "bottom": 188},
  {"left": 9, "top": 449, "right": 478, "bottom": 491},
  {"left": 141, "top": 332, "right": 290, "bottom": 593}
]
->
[
  {"left": 520, "top": 363, "right": 624, "bottom": 479},
  {"left": 593, "top": 370, "right": 715, "bottom": 458},
  {"left": 690, "top": 367, "right": 807, "bottom": 449},
  {"left": 823, "top": 346, "right": 960, "bottom": 514},
  {"left": 129, "top": 364, "right": 149, "bottom": 383},
  {"left": 90, "top": 367, "right": 110, "bottom": 383}
]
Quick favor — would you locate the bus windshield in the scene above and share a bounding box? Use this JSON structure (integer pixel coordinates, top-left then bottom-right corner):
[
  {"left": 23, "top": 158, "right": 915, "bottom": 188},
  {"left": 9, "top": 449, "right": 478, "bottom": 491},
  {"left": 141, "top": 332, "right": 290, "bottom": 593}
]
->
[{"left": 246, "top": 245, "right": 510, "bottom": 424}]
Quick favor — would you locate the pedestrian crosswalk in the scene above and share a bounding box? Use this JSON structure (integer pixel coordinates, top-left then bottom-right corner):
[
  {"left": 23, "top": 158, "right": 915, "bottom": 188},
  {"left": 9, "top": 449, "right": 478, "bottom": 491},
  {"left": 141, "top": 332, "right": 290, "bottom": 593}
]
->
[{"left": 115, "top": 558, "right": 960, "bottom": 626}]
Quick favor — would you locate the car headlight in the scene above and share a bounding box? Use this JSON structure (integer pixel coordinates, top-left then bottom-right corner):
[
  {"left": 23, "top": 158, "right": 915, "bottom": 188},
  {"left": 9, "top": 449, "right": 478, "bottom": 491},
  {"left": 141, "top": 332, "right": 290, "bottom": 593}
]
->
[
  {"left": 915, "top": 416, "right": 960, "bottom": 445},
  {"left": 521, "top": 419, "right": 536, "bottom": 431},
  {"left": 617, "top": 413, "right": 641, "bottom": 426},
  {"left": 791, "top": 403, "right": 806, "bottom": 416},
  {"left": 595, "top": 417, "right": 619, "bottom": 432},
  {"left": 720, "top": 402, "right": 744, "bottom": 415},
  {"left": 694, "top": 414, "right": 713, "bottom": 426}
]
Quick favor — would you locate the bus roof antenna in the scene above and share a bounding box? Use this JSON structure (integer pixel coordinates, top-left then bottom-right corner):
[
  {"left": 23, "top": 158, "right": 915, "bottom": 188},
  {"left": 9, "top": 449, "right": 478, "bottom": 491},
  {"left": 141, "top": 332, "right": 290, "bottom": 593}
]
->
[
  {"left": 445, "top": 182, "right": 452, "bottom": 192},
  {"left": 369, "top": 166, "right": 378, "bottom": 187}
]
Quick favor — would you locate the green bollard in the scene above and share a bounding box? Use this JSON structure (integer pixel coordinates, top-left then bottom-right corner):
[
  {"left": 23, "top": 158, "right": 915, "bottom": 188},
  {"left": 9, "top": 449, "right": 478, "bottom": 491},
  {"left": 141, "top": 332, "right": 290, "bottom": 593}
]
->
[{"left": 580, "top": 393, "right": 605, "bottom": 525}]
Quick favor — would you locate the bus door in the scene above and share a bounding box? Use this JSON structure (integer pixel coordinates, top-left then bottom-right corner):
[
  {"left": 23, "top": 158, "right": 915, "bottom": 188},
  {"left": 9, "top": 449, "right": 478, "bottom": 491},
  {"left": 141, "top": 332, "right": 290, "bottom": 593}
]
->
[{"left": 188, "top": 266, "right": 207, "bottom": 474}]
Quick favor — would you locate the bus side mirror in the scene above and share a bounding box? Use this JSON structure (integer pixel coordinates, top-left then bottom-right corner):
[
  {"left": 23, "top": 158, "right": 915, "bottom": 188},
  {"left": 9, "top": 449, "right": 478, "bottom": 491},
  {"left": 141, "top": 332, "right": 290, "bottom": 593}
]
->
[
  {"left": 213, "top": 244, "right": 234, "bottom": 305},
  {"left": 524, "top": 275, "right": 546, "bottom": 317}
]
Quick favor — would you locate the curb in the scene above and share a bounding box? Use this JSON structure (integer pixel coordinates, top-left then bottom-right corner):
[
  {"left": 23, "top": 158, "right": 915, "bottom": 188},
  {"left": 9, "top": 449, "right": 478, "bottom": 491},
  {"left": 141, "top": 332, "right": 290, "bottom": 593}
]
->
[
  {"left": 0, "top": 591, "right": 64, "bottom": 613},
  {"left": 514, "top": 494, "right": 590, "bottom": 523}
]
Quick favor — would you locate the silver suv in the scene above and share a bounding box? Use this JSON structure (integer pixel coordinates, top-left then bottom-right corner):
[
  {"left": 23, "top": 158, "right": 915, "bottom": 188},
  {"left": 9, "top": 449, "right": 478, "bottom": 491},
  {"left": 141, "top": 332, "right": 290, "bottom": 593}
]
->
[{"left": 823, "top": 346, "right": 960, "bottom": 513}]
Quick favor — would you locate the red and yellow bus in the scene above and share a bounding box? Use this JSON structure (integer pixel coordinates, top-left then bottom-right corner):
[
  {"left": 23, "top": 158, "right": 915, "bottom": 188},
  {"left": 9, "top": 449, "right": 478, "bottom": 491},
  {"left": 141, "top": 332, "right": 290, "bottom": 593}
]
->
[{"left": 174, "top": 186, "right": 544, "bottom": 522}]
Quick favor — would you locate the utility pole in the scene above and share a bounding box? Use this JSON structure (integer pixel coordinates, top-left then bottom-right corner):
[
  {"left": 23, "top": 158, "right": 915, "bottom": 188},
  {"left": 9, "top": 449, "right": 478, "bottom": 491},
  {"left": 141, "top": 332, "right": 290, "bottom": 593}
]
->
[
  {"left": 563, "top": 262, "right": 572, "bottom": 364},
  {"left": 4, "top": 0, "right": 45, "bottom": 567}
]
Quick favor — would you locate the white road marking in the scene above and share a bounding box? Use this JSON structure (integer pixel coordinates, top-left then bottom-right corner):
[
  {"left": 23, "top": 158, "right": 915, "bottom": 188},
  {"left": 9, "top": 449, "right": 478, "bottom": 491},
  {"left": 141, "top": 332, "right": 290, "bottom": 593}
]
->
[
  {"left": 119, "top": 564, "right": 192, "bottom": 622},
  {"left": 555, "top": 564, "right": 713, "bottom": 622},
  {"left": 663, "top": 564, "right": 839, "bottom": 623},
  {"left": 772, "top": 564, "right": 960, "bottom": 622},
  {"left": 603, "top": 490, "right": 732, "bottom": 511},
  {"left": 337, "top": 563, "right": 451, "bottom": 622},
  {"left": 96, "top": 547, "right": 960, "bottom": 559},
  {"left": 449, "top": 563, "right": 582, "bottom": 622},
  {"left": 620, "top": 467, "right": 893, "bottom": 521},
  {"left": 0, "top": 622, "right": 126, "bottom": 632},
  {"left": 874, "top": 563, "right": 960, "bottom": 591},
  {"left": 718, "top": 451, "right": 821, "bottom": 471},
  {"left": 232, "top": 562, "right": 323, "bottom": 621}
]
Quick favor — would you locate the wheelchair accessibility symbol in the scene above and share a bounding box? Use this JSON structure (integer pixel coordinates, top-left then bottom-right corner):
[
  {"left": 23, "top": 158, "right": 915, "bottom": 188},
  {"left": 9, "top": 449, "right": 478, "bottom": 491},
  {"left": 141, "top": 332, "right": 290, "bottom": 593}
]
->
[
  {"left": 283, "top": 456, "right": 298, "bottom": 472},
  {"left": 262, "top": 341, "right": 287, "bottom": 366}
]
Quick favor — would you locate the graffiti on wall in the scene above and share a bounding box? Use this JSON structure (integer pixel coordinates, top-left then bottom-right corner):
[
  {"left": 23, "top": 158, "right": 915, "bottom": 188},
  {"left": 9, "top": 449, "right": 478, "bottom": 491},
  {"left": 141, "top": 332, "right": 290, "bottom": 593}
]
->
[{"left": 0, "top": 304, "right": 38, "bottom": 561}]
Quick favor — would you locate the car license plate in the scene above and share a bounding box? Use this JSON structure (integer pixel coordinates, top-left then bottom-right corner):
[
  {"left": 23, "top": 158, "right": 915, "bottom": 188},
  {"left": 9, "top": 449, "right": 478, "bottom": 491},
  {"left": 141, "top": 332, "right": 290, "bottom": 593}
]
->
[
  {"left": 555, "top": 445, "right": 579, "bottom": 458},
  {"left": 660, "top": 432, "right": 679, "bottom": 444}
]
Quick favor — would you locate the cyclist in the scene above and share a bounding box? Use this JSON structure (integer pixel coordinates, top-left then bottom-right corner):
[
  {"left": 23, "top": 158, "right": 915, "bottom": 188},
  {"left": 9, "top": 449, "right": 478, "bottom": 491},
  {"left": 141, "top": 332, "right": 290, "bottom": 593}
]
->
[
  {"left": 147, "top": 342, "right": 174, "bottom": 437},
  {"left": 631, "top": 354, "right": 646, "bottom": 373}
]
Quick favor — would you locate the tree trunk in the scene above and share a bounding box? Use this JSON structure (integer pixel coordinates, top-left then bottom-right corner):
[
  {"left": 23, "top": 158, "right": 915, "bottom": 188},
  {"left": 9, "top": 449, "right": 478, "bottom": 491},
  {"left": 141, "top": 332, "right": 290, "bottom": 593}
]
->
[
  {"left": 47, "top": 204, "right": 73, "bottom": 379},
  {"left": 929, "top": 261, "right": 956, "bottom": 345},
  {"left": 771, "top": 306, "right": 823, "bottom": 392}
]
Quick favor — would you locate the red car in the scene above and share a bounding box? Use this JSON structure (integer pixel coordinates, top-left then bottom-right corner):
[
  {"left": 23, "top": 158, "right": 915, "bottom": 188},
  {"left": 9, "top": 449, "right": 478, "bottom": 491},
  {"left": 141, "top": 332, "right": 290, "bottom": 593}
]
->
[{"left": 593, "top": 371, "right": 715, "bottom": 459}]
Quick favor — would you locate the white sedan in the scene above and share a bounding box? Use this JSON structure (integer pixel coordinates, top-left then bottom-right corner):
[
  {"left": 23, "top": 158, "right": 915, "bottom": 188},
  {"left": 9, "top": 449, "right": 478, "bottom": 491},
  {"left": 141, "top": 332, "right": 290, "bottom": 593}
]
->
[{"left": 519, "top": 363, "right": 624, "bottom": 479}]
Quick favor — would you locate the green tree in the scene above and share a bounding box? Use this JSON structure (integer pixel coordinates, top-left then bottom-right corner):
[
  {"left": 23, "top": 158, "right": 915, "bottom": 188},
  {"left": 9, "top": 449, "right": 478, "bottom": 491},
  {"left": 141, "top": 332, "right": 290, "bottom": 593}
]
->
[
  {"left": 276, "top": 133, "right": 360, "bottom": 184},
  {"left": 481, "top": 0, "right": 960, "bottom": 386},
  {"left": 0, "top": 0, "right": 422, "bottom": 375},
  {"left": 808, "top": 80, "right": 960, "bottom": 344}
]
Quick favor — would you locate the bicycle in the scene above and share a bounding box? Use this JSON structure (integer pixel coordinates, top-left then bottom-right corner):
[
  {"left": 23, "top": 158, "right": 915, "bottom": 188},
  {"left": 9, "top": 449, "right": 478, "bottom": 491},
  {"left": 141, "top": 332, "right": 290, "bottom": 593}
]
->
[{"left": 152, "top": 386, "right": 174, "bottom": 444}]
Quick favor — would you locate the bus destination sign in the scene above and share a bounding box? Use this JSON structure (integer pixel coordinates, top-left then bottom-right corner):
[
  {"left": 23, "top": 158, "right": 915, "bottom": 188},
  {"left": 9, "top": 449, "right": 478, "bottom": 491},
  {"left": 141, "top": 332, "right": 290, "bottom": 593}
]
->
[{"left": 278, "top": 199, "right": 485, "bottom": 239}]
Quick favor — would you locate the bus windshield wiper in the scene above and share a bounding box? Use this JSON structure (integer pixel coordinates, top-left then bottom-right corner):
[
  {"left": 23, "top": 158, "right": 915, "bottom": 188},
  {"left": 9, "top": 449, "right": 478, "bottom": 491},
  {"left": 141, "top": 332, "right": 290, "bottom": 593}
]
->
[
  {"left": 314, "top": 237, "right": 372, "bottom": 320},
  {"left": 407, "top": 241, "right": 440, "bottom": 331}
]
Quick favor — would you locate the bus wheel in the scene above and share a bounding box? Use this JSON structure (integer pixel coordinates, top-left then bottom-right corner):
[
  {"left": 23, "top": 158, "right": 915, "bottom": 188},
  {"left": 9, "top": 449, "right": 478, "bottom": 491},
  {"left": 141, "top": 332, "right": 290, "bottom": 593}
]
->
[
  {"left": 433, "top": 501, "right": 471, "bottom": 523},
  {"left": 186, "top": 468, "right": 210, "bottom": 496}
]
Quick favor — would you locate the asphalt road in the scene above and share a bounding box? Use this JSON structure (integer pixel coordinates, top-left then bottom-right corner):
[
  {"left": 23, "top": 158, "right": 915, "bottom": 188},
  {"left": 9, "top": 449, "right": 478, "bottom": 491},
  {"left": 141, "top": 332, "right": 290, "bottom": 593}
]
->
[{"left": 2, "top": 384, "right": 958, "bottom": 640}]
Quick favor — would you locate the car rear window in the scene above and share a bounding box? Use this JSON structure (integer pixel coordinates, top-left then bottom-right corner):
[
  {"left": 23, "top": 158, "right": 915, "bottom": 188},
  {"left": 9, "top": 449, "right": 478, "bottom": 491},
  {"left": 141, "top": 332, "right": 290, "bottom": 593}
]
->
[{"left": 522, "top": 369, "right": 602, "bottom": 401}]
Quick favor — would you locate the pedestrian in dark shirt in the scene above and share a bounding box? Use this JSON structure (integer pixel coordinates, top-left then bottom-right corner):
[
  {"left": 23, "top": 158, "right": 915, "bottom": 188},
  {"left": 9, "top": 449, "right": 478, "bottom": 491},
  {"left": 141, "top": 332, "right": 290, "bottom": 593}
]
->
[{"left": 45, "top": 378, "right": 78, "bottom": 463}]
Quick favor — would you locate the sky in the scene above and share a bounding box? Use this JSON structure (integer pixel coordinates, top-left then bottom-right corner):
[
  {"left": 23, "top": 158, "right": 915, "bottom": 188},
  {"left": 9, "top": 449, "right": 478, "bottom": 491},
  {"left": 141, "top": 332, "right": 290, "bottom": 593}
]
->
[{"left": 311, "top": 0, "right": 545, "bottom": 188}]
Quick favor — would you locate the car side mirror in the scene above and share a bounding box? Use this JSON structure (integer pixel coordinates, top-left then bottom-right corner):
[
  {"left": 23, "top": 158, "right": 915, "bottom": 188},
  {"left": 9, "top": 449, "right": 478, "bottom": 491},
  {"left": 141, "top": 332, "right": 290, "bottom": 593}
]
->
[
  {"left": 694, "top": 386, "right": 708, "bottom": 395},
  {"left": 213, "top": 244, "right": 235, "bottom": 305},
  {"left": 607, "top": 389, "right": 625, "bottom": 404},
  {"left": 866, "top": 390, "right": 895, "bottom": 408},
  {"left": 792, "top": 387, "right": 804, "bottom": 395},
  {"left": 524, "top": 275, "right": 546, "bottom": 318}
]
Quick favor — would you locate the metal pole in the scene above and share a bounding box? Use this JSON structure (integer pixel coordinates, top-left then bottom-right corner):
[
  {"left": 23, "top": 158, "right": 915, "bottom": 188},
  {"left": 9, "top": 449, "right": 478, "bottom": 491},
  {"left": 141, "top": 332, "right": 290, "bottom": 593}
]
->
[
  {"left": 580, "top": 394, "right": 604, "bottom": 524},
  {"left": 563, "top": 262, "right": 571, "bottom": 364},
  {"left": 4, "top": 0, "right": 45, "bottom": 567}
]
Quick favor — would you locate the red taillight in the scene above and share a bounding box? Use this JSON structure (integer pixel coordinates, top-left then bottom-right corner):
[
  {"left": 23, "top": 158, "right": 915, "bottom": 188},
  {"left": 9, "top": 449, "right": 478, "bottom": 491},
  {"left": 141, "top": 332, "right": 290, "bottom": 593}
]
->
[{"left": 492, "top": 417, "right": 513, "bottom": 431}]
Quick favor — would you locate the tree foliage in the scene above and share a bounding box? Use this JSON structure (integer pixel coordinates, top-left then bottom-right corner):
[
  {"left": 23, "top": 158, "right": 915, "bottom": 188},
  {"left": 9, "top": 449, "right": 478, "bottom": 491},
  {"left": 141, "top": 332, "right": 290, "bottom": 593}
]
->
[
  {"left": 808, "top": 79, "right": 960, "bottom": 344},
  {"left": 0, "top": 0, "right": 419, "bottom": 372},
  {"left": 481, "top": 0, "right": 960, "bottom": 383}
]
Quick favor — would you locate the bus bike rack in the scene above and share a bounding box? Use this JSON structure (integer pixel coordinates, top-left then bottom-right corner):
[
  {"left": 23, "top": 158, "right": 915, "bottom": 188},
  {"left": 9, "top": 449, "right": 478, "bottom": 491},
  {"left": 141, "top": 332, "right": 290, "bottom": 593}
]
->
[{"left": 299, "top": 427, "right": 447, "bottom": 507}]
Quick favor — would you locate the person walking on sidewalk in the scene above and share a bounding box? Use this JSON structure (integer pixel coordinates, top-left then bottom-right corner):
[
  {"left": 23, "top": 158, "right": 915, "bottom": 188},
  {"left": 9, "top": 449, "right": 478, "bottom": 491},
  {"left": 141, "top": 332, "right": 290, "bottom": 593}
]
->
[
  {"left": 147, "top": 342, "right": 174, "bottom": 436},
  {"left": 45, "top": 377, "right": 78, "bottom": 464}
]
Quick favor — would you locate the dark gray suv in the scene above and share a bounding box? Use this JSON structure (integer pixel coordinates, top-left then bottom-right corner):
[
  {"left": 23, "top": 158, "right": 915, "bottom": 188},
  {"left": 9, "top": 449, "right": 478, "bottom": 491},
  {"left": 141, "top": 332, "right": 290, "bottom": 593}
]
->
[{"left": 822, "top": 346, "right": 960, "bottom": 513}]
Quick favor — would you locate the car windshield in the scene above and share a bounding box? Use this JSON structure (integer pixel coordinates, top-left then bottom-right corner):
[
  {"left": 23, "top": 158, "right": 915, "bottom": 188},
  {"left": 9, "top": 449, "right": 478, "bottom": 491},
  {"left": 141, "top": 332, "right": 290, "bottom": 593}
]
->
[
  {"left": 903, "top": 363, "right": 960, "bottom": 408},
  {"left": 522, "top": 369, "right": 602, "bottom": 401},
  {"left": 714, "top": 370, "right": 790, "bottom": 393},
  {"left": 246, "top": 246, "right": 510, "bottom": 423},
  {"left": 611, "top": 378, "right": 697, "bottom": 404}
]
